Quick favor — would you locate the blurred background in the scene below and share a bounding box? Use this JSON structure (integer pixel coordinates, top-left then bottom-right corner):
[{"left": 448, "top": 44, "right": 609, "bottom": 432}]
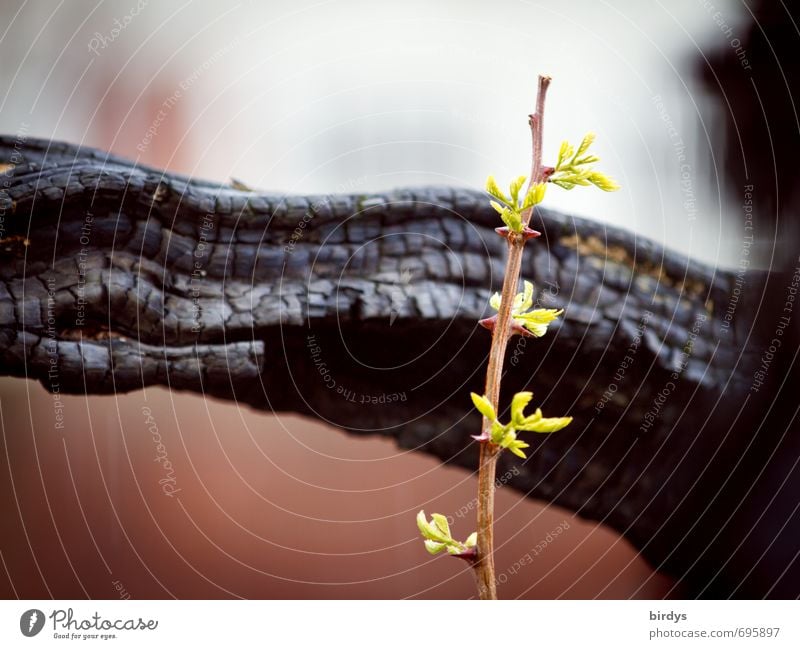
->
[{"left": 0, "top": 0, "right": 762, "bottom": 598}]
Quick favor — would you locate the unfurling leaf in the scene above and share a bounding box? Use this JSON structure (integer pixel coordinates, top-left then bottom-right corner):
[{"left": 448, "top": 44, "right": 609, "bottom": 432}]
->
[
  {"left": 587, "top": 171, "right": 620, "bottom": 192},
  {"left": 488, "top": 392, "right": 572, "bottom": 457},
  {"left": 417, "top": 511, "right": 451, "bottom": 544},
  {"left": 416, "top": 510, "right": 435, "bottom": 539},
  {"left": 486, "top": 175, "right": 509, "bottom": 203},
  {"left": 575, "top": 132, "right": 596, "bottom": 158},
  {"left": 513, "top": 280, "right": 535, "bottom": 312},
  {"left": 471, "top": 393, "right": 496, "bottom": 421},
  {"left": 526, "top": 322, "right": 548, "bottom": 337},
  {"left": 509, "top": 175, "right": 527, "bottom": 202},
  {"left": 431, "top": 513, "right": 451, "bottom": 538},
  {"left": 514, "top": 307, "right": 564, "bottom": 337},
  {"left": 490, "top": 420, "right": 507, "bottom": 445},
  {"left": 487, "top": 279, "right": 564, "bottom": 339},
  {"left": 522, "top": 183, "right": 546, "bottom": 209},
  {"left": 511, "top": 392, "right": 534, "bottom": 425},
  {"left": 497, "top": 429, "right": 531, "bottom": 459},
  {"left": 490, "top": 200, "right": 506, "bottom": 215},
  {"left": 521, "top": 407, "right": 543, "bottom": 427},
  {"left": 507, "top": 440, "right": 530, "bottom": 459},
  {"left": 485, "top": 174, "right": 539, "bottom": 233},
  {"left": 417, "top": 510, "right": 477, "bottom": 558},
  {"left": 557, "top": 140, "right": 574, "bottom": 168},
  {"left": 518, "top": 415, "right": 573, "bottom": 433},
  {"left": 464, "top": 532, "right": 477, "bottom": 548},
  {"left": 574, "top": 154, "right": 599, "bottom": 165},
  {"left": 425, "top": 540, "right": 446, "bottom": 554},
  {"left": 500, "top": 207, "right": 523, "bottom": 233},
  {"left": 550, "top": 133, "right": 619, "bottom": 194}
]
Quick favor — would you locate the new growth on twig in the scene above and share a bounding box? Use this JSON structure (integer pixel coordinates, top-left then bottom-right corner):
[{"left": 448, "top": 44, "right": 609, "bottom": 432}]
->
[{"left": 417, "top": 74, "right": 619, "bottom": 599}]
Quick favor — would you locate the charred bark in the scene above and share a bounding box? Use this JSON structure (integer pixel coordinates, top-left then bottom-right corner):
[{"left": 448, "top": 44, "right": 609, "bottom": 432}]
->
[{"left": 0, "top": 136, "right": 796, "bottom": 596}]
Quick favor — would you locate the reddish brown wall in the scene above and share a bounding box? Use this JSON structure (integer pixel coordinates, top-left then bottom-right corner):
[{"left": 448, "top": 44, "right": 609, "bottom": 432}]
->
[{"left": 0, "top": 378, "right": 673, "bottom": 599}]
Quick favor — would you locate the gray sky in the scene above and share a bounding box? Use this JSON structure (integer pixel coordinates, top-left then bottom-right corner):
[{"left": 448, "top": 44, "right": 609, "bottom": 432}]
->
[{"left": 0, "top": 0, "right": 751, "bottom": 265}]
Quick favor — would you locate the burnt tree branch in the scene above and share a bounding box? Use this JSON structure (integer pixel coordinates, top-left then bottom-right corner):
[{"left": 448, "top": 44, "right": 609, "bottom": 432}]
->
[{"left": 0, "top": 136, "right": 794, "bottom": 596}]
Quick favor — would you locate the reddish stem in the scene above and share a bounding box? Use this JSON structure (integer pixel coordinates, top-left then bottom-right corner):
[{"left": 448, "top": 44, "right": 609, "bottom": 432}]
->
[{"left": 472, "top": 74, "right": 551, "bottom": 600}]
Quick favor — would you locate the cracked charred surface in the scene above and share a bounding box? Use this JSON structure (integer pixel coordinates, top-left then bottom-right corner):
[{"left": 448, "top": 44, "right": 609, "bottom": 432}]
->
[{"left": 0, "top": 136, "right": 789, "bottom": 595}]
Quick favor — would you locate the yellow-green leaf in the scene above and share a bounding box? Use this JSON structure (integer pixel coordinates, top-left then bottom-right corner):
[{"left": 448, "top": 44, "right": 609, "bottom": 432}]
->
[
  {"left": 431, "top": 513, "right": 451, "bottom": 539},
  {"left": 519, "top": 281, "right": 535, "bottom": 313},
  {"left": 521, "top": 415, "right": 573, "bottom": 433},
  {"left": 557, "top": 140, "right": 573, "bottom": 169},
  {"left": 486, "top": 175, "right": 508, "bottom": 202},
  {"left": 417, "top": 510, "right": 450, "bottom": 542},
  {"left": 514, "top": 307, "right": 563, "bottom": 338},
  {"left": 516, "top": 308, "right": 563, "bottom": 324},
  {"left": 574, "top": 154, "right": 599, "bottom": 165},
  {"left": 508, "top": 443, "right": 528, "bottom": 459},
  {"left": 509, "top": 175, "right": 527, "bottom": 202},
  {"left": 501, "top": 207, "right": 522, "bottom": 232},
  {"left": 521, "top": 407, "right": 543, "bottom": 427},
  {"left": 575, "top": 132, "right": 596, "bottom": 159},
  {"left": 470, "top": 393, "right": 496, "bottom": 421},
  {"left": 522, "top": 183, "right": 546, "bottom": 209},
  {"left": 490, "top": 421, "right": 506, "bottom": 444},
  {"left": 520, "top": 320, "right": 548, "bottom": 337},
  {"left": 416, "top": 510, "right": 433, "bottom": 537},
  {"left": 588, "top": 171, "right": 620, "bottom": 192},
  {"left": 511, "top": 391, "right": 534, "bottom": 424},
  {"left": 424, "top": 540, "right": 446, "bottom": 554}
]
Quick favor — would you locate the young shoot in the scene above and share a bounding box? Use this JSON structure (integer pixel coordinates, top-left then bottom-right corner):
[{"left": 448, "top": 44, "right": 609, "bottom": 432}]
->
[{"left": 416, "top": 74, "right": 619, "bottom": 599}]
